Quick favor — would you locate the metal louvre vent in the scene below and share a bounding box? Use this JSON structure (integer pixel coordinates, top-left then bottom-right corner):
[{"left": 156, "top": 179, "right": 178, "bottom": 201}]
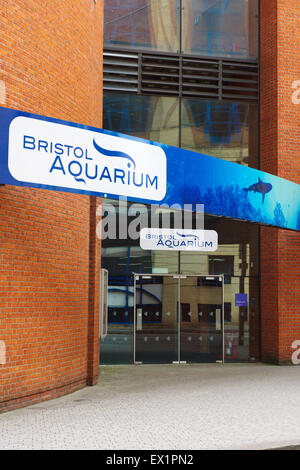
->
[
  {"left": 182, "top": 57, "right": 220, "bottom": 99},
  {"left": 103, "top": 51, "right": 139, "bottom": 93},
  {"left": 141, "top": 55, "right": 180, "bottom": 95},
  {"left": 222, "top": 61, "right": 259, "bottom": 101},
  {"left": 103, "top": 48, "right": 259, "bottom": 102}
]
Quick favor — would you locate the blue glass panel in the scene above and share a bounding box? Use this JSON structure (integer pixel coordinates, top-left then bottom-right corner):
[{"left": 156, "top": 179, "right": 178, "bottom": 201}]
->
[
  {"left": 103, "top": 93, "right": 180, "bottom": 147},
  {"left": 181, "top": 99, "right": 258, "bottom": 167},
  {"left": 182, "top": 0, "right": 258, "bottom": 59},
  {"left": 104, "top": 0, "right": 180, "bottom": 52}
]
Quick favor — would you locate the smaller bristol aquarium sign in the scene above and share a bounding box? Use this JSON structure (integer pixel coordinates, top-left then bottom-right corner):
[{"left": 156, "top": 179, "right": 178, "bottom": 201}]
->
[{"left": 140, "top": 228, "right": 218, "bottom": 252}]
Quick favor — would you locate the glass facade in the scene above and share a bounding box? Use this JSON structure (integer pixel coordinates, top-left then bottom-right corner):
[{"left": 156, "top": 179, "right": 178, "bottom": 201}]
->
[
  {"left": 182, "top": 0, "right": 259, "bottom": 59},
  {"left": 102, "top": 0, "right": 260, "bottom": 365},
  {"left": 104, "top": 0, "right": 258, "bottom": 59},
  {"left": 104, "top": 0, "right": 180, "bottom": 53},
  {"left": 182, "top": 98, "right": 258, "bottom": 166},
  {"left": 104, "top": 93, "right": 258, "bottom": 167},
  {"left": 103, "top": 94, "right": 180, "bottom": 148},
  {"left": 100, "top": 207, "right": 260, "bottom": 364}
]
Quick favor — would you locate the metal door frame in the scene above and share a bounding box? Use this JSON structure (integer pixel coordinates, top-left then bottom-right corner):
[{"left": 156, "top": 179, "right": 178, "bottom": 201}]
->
[
  {"left": 100, "top": 268, "right": 109, "bottom": 339},
  {"left": 133, "top": 273, "right": 224, "bottom": 364}
]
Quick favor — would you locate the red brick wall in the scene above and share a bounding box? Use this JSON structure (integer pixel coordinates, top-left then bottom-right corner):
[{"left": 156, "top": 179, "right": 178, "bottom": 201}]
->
[
  {"left": 260, "top": 0, "right": 300, "bottom": 364},
  {"left": 0, "top": 0, "right": 103, "bottom": 411}
]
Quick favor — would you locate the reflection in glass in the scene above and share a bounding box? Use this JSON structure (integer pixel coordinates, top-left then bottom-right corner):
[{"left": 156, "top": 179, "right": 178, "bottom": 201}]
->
[
  {"left": 180, "top": 217, "right": 259, "bottom": 277},
  {"left": 104, "top": 93, "right": 258, "bottom": 169},
  {"left": 104, "top": 0, "right": 258, "bottom": 59},
  {"left": 135, "top": 276, "right": 179, "bottom": 363},
  {"left": 104, "top": 0, "right": 180, "bottom": 53},
  {"left": 182, "top": 0, "right": 258, "bottom": 59},
  {"left": 223, "top": 277, "right": 250, "bottom": 363},
  {"left": 100, "top": 243, "right": 179, "bottom": 364},
  {"left": 181, "top": 99, "right": 258, "bottom": 167},
  {"left": 180, "top": 276, "right": 223, "bottom": 363},
  {"left": 180, "top": 217, "right": 260, "bottom": 362},
  {"left": 100, "top": 246, "right": 140, "bottom": 364},
  {"left": 100, "top": 208, "right": 260, "bottom": 364},
  {"left": 103, "top": 93, "right": 180, "bottom": 147}
]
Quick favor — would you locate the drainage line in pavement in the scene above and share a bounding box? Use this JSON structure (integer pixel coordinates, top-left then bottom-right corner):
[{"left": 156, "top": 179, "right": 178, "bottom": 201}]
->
[{"left": 0, "top": 378, "right": 86, "bottom": 407}]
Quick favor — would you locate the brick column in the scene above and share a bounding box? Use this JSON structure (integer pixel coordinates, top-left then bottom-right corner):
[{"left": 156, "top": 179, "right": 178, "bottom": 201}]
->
[
  {"left": 260, "top": 0, "right": 300, "bottom": 364},
  {"left": 0, "top": 0, "right": 103, "bottom": 412}
]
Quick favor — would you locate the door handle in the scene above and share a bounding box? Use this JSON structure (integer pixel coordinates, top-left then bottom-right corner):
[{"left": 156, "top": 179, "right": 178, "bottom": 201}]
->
[
  {"left": 216, "top": 308, "right": 221, "bottom": 331},
  {"left": 137, "top": 308, "right": 143, "bottom": 331}
]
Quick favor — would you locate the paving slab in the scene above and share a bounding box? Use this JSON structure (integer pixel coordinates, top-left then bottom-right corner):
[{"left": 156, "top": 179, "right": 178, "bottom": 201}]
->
[{"left": 0, "top": 364, "right": 300, "bottom": 450}]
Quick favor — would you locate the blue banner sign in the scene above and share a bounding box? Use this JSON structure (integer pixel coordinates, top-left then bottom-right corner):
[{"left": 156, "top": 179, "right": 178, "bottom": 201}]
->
[{"left": 1, "top": 107, "right": 299, "bottom": 231}]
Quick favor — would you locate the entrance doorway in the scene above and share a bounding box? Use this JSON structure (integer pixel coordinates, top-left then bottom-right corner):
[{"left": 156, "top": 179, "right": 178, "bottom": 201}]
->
[
  {"left": 100, "top": 209, "right": 260, "bottom": 365},
  {"left": 134, "top": 274, "right": 224, "bottom": 364}
]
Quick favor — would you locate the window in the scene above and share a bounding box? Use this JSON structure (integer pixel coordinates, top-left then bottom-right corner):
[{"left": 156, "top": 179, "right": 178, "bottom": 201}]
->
[
  {"left": 104, "top": 0, "right": 259, "bottom": 60},
  {"left": 181, "top": 303, "right": 191, "bottom": 322},
  {"left": 104, "top": 0, "right": 180, "bottom": 53},
  {"left": 182, "top": 0, "right": 259, "bottom": 59},
  {"left": 181, "top": 99, "right": 258, "bottom": 167},
  {"left": 104, "top": 93, "right": 258, "bottom": 169},
  {"left": 224, "top": 302, "right": 232, "bottom": 322},
  {"left": 209, "top": 255, "right": 234, "bottom": 283},
  {"left": 103, "top": 93, "right": 180, "bottom": 148}
]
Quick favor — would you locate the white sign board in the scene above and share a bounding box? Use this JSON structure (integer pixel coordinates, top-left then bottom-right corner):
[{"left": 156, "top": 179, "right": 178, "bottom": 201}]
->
[
  {"left": 8, "top": 116, "right": 167, "bottom": 201},
  {"left": 140, "top": 228, "right": 218, "bottom": 251}
]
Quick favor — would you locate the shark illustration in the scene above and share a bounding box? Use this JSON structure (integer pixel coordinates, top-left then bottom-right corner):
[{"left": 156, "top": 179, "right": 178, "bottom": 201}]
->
[{"left": 244, "top": 177, "right": 272, "bottom": 204}]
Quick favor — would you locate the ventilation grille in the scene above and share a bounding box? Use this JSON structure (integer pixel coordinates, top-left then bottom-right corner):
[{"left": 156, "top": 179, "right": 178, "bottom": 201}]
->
[
  {"left": 103, "top": 51, "right": 139, "bottom": 93},
  {"left": 141, "top": 55, "right": 180, "bottom": 95},
  {"left": 182, "top": 57, "right": 220, "bottom": 99},
  {"left": 222, "top": 61, "right": 259, "bottom": 101},
  {"left": 103, "top": 49, "right": 259, "bottom": 102}
]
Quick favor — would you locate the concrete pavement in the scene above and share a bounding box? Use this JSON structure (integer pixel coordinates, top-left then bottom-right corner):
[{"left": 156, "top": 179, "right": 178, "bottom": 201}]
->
[{"left": 0, "top": 364, "right": 300, "bottom": 450}]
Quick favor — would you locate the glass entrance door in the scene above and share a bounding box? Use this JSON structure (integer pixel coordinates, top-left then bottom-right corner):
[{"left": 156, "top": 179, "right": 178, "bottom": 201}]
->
[
  {"left": 134, "top": 275, "right": 179, "bottom": 364},
  {"left": 134, "top": 274, "right": 223, "bottom": 364},
  {"left": 180, "top": 276, "right": 223, "bottom": 363}
]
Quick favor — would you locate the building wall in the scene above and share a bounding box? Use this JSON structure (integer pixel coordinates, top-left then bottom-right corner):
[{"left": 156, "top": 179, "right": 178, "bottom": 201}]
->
[
  {"left": 0, "top": 0, "right": 103, "bottom": 412},
  {"left": 260, "top": 0, "right": 300, "bottom": 364}
]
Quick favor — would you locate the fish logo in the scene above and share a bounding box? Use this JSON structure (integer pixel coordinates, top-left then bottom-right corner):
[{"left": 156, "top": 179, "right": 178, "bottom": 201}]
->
[
  {"left": 93, "top": 139, "right": 136, "bottom": 170},
  {"left": 243, "top": 177, "right": 272, "bottom": 204},
  {"left": 176, "top": 232, "right": 199, "bottom": 241}
]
